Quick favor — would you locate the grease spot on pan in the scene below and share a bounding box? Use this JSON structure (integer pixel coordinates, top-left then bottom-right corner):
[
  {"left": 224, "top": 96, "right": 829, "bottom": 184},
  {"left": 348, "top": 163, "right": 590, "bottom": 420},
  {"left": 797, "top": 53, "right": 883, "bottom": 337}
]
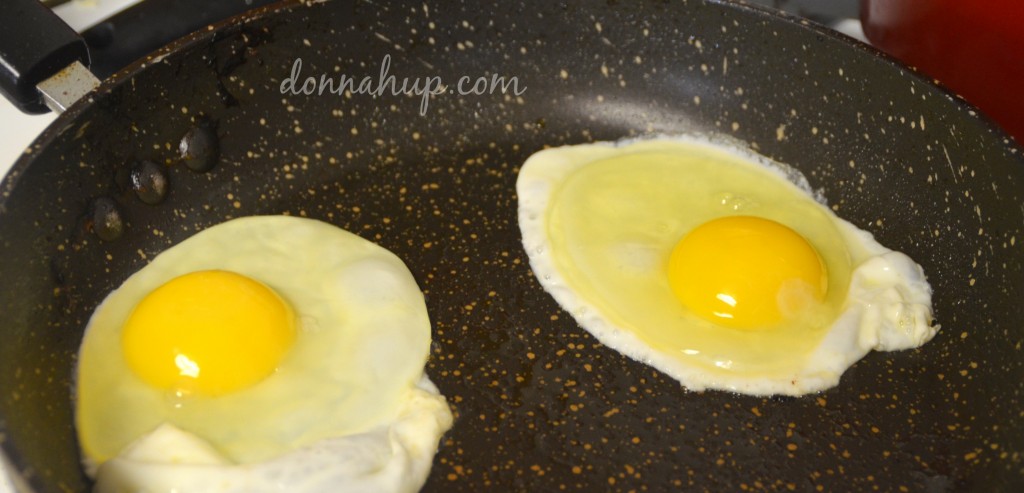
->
[
  {"left": 89, "top": 197, "right": 124, "bottom": 242},
  {"left": 129, "top": 160, "right": 169, "bottom": 205},
  {"left": 179, "top": 119, "right": 220, "bottom": 172}
]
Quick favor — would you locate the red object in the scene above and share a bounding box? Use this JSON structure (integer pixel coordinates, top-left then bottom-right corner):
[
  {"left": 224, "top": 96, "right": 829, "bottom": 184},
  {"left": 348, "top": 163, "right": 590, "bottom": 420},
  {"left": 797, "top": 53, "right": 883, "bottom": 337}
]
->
[{"left": 862, "top": 0, "right": 1024, "bottom": 143}]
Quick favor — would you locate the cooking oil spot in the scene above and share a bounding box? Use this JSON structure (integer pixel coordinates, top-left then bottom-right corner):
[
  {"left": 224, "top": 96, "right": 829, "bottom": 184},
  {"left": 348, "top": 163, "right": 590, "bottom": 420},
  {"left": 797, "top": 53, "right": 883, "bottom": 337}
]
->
[
  {"left": 179, "top": 120, "right": 219, "bottom": 172},
  {"left": 91, "top": 197, "right": 124, "bottom": 241},
  {"left": 130, "top": 160, "right": 169, "bottom": 205}
]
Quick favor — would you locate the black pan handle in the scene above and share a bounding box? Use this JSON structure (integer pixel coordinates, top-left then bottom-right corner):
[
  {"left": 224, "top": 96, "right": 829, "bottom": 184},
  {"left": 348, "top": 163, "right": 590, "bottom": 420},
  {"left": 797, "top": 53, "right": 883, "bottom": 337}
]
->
[
  {"left": 0, "top": 0, "right": 90, "bottom": 114},
  {"left": 1, "top": 0, "right": 281, "bottom": 115},
  {"left": 82, "top": 0, "right": 281, "bottom": 81}
]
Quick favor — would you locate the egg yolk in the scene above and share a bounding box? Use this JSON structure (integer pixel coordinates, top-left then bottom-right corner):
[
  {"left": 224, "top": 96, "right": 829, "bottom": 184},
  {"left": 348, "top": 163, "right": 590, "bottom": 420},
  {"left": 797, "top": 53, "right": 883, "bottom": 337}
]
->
[
  {"left": 121, "top": 270, "right": 296, "bottom": 396},
  {"left": 667, "top": 216, "right": 827, "bottom": 329}
]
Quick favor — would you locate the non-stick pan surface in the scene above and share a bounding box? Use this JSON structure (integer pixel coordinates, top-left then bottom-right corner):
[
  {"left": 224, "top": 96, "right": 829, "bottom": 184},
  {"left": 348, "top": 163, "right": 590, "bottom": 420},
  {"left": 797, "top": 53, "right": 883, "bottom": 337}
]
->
[{"left": 1, "top": 0, "right": 1022, "bottom": 491}]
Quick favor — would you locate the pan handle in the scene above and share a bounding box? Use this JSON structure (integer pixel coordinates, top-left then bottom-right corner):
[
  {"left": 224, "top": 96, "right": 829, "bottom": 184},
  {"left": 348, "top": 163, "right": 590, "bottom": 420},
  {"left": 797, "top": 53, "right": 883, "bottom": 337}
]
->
[
  {"left": 82, "top": 0, "right": 281, "bottom": 80},
  {"left": 0, "top": 0, "right": 93, "bottom": 114}
]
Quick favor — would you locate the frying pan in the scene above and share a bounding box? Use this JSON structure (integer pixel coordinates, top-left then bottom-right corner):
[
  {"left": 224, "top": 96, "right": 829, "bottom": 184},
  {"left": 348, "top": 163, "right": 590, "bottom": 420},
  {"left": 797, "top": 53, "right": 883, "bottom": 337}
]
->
[{"left": 1, "top": 0, "right": 1022, "bottom": 491}]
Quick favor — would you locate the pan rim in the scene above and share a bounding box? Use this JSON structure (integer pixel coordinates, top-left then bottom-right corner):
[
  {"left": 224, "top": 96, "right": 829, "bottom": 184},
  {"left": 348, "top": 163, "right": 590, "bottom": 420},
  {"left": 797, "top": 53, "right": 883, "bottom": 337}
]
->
[
  {"left": 1, "top": 0, "right": 1023, "bottom": 490},
  {"left": 2, "top": 0, "right": 1022, "bottom": 208}
]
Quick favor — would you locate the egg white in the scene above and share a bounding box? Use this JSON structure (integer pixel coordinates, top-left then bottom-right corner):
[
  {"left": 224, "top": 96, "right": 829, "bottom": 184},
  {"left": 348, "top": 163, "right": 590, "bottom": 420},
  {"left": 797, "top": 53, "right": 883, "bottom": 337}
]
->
[
  {"left": 92, "top": 377, "right": 451, "bottom": 493},
  {"left": 75, "top": 216, "right": 452, "bottom": 492},
  {"left": 516, "top": 136, "right": 937, "bottom": 396}
]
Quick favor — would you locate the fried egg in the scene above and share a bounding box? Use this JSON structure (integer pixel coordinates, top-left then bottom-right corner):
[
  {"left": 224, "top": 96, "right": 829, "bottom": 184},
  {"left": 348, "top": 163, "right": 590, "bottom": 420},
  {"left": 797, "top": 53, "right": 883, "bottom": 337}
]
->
[
  {"left": 75, "top": 216, "right": 452, "bottom": 492},
  {"left": 516, "top": 137, "right": 937, "bottom": 396}
]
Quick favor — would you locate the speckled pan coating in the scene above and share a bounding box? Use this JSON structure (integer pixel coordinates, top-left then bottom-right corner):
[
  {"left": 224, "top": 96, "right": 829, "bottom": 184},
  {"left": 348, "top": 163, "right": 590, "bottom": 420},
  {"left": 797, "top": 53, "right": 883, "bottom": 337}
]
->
[{"left": 1, "top": 0, "right": 1022, "bottom": 491}]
